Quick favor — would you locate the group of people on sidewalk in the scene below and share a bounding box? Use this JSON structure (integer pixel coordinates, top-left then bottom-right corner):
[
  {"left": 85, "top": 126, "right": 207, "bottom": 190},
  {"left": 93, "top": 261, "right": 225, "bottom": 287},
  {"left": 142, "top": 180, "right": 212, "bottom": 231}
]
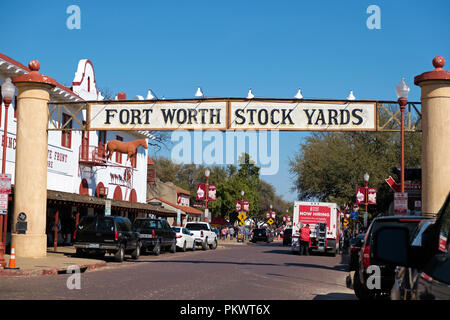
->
[{"left": 219, "top": 225, "right": 249, "bottom": 240}]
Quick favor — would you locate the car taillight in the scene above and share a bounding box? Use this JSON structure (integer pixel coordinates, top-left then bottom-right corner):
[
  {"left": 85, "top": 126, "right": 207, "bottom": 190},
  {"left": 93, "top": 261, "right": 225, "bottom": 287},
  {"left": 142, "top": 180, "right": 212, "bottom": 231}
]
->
[
  {"left": 177, "top": 235, "right": 182, "bottom": 238},
  {"left": 201, "top": 231, "right": 204, "bottom": 237},
  {"left": 115, "top": 231, "right": 119, "bottom": 241},
  {"left": 252, "top": 232, "right": 254, "bottom": 237},
  {"left": 362, "top": 245, "right": 371, "bottom": 269},
  {"left": 74, "top": 230, "right": 77, "bottom": 240},
  {"left": 152, "top": 230, "right": 155, "bottom": 238}
]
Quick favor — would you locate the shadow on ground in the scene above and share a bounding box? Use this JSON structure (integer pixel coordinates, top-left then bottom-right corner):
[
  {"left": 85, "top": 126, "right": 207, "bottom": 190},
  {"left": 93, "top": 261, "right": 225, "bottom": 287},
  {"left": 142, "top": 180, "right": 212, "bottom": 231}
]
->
[{"left": 313, "top": 292, "right": 357, "bottom": 300}]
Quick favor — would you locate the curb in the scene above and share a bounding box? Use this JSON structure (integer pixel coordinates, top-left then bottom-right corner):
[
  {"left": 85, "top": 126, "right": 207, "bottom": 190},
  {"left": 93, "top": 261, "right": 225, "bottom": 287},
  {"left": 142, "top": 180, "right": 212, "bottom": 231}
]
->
[{"left": 0, "top": 261, "right": 107, "bottom": 277}]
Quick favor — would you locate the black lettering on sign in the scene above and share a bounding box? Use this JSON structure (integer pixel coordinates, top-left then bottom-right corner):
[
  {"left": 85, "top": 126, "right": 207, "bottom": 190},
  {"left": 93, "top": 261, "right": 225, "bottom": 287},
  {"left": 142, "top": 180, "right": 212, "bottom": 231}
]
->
[
  {"left": 258, "top": 109, "right": 268, "bottom": 125},
  {"left": 142, "top": 109, "right": 153, "bottom": 124},
  {"left": 304, "top": 109, "right": 316, "bottom": 125},
  {"left": 188, "top": 109, "right": 198, "bottom": 124},
  {"left": 119, "top": 110, "right": 130, "bottom": 124},
  {"left": 328, "top": 109, "right": 339, "bottom": 125},
  {"left": 199, "top": 109, "right": 208, "bottom": 124},
  {"left": 210, "top": 109, "right": 221, "bottom": 124},
  {"left": 281, "top": 109, "right": 294, "bottom": 125},
  {"left": 270, "top": 109, "right": 280, "bottom": 125},
  {"left": 315, "top": 109, "right": 326, "bottom": 125},
  {"left": 235, "top": 109, "right": 245, "bottom": 125},
  {"left": 130, "top": 109, "right": 141, "bottom": 125},
  {"left": 105, "top": 109, "right": 118, "bottom": 124},
  {"left": 177, "top": 109, "right": 187, "bottom": 124},
  {"left": 340, "top": 110, "right": 350, "bottom": 125},
  {"left": 352, "top": 109, "right": 363, "bottom": 125},
  {"left": 247, "top": 109, "right": 257, "bottom": 125},
  {"left": 161, "top": 109, "right": 176, "bottom": 124}
]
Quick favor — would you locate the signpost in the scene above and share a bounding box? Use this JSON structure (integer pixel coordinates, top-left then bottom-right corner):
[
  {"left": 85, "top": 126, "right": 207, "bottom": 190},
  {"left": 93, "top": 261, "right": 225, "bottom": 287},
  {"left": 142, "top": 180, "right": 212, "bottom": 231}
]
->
[
  {"left": 105, "top": 199, "right": 111, "bottom": 216},
  {"left": 394, "top": 192, "right": 408, "bottom": 215}
]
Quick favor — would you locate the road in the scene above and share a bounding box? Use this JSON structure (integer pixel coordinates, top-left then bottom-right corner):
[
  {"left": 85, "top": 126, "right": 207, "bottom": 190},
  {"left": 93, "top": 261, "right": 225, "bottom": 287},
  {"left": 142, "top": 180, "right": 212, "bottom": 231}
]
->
[{"left": 0, "top": 241, "right": 355, "bottom": 300}]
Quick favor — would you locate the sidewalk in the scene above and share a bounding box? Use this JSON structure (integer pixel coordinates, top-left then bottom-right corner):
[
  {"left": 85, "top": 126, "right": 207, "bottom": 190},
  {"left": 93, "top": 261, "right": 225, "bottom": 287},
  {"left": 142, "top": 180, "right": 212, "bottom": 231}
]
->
[
  {"left": 0, "top": 246, "right": 106, "bottom": 277},
  {"left": 218, "top": 237, "right": 283, "bottom": 245}
]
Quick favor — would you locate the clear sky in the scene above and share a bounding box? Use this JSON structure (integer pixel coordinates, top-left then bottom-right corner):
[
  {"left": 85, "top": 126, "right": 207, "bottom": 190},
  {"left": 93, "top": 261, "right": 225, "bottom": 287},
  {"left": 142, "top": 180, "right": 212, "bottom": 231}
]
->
[{"left": 1, "top": 0, "right": 449, "bottom": 202}]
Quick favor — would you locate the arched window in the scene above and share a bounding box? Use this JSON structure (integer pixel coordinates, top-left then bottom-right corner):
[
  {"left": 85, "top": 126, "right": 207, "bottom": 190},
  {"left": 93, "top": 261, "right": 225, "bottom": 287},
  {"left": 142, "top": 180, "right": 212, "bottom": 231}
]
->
[
  {"left": 129, "top": 189, "right": 137, "bottom": 202},
  {"left": 79, "top": 179, "right": 89, "bottom": 195},
  {"left": 113, "top": 186, "right": 122, "bottom": 200}
]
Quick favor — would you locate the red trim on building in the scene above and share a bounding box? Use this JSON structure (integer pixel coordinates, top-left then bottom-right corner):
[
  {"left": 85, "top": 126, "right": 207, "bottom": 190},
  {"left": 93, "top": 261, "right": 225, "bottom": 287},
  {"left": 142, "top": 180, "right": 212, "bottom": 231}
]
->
[
  {"left": 113, "top": 186, "right": 122, "bottom": 201},
  {"left": 129, "top": 189, "right": 137, "bottom": 202},
  {"left": 79, "top": 179, "right": 89, "bottom": 195}
]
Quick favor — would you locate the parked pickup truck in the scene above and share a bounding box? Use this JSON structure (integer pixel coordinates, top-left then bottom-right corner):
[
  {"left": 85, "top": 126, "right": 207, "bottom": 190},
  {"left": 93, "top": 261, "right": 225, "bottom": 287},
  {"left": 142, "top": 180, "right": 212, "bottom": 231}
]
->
[
  {"left": 132, "top": 218, "right": 176, "bottom": 255},
  {"left": 74, "top": 215, "right": 141, "bottom": 262},
  {"left": 184, "top": 222, "right": 218, "bottom": 250}
]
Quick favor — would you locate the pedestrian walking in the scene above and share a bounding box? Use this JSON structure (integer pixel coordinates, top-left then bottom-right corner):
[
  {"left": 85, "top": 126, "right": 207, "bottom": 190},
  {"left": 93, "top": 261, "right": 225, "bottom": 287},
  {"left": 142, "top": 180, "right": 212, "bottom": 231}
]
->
[
  {"left": 229, "top": 227, "right": 235, "bottom": 239},
  {"left": 299, "top": 224, "right": 311, "bottom": 255},
  {"left": 221, "top": 227, "right": 227, "bottom": 240}
]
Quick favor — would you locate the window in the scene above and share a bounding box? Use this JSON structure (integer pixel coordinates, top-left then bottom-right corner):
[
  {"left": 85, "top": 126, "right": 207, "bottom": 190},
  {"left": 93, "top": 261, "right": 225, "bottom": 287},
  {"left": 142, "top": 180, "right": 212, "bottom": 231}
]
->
[
  {"left": 97, "top": 217, "right": 115, "bottom": 233},
  {"left": 115, "top": 136, "right": 123, "bottom": 163},
  {"left": 61, "top": 113, "right": 72, "bottom": 148},
  {"left": 98, "top": 131, "right": 107, "bottom": 147},
  {"left": 77, "top": 216, "right": 97, "bottom": 232}
]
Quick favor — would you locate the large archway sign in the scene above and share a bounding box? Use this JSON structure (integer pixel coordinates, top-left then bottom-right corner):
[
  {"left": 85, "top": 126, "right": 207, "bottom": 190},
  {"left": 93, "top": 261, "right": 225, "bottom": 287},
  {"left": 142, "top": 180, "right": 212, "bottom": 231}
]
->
[{"left": 49, "top": 98, "right": 422, "bottom": 132}]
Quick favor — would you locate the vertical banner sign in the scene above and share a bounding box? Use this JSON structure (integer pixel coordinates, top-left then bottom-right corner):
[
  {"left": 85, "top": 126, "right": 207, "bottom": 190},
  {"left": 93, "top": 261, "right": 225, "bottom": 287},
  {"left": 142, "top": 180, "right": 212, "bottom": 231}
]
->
[
  {"left": 243, "top": 201, "right": 250, "bottom": 213},
  {"left": 196, "top": 184, "right": 206, "bottom": 201},
  {"left": 0, "top": 174, "right": 11, "bottom": 215},
  {"left": 356, "top": 187, "right": 366, "bottom": 205},
  {"left": 208, "top": 184, "right": 216, "bottom": 201},
  {"left": 394, "top": 193, "right": 408, "bottom": 215},
  {"left": 105, "top": 199, "right": 111, "bottom": 216},
  {"left": 236, "top": 201, "right": 242, "bottom": 212},
  {"left": 287, "top": 216, "right": 291, "bottom": 222},
  {"left": 271, "top": 211, "right": 276, "bottom": 219},
  {"left": 266, "top": 212, "right": 271, "bottom": 219},
  {"left": 367, "top": 188, "right": 377, "bottom": 204}
]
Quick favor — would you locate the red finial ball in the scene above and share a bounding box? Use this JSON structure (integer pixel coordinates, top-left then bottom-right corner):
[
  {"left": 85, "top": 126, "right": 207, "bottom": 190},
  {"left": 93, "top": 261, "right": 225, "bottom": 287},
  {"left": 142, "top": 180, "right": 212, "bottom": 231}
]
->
[
  {"left": 29, "top": 60, "right": 40, "bottom": 72},
  {"left": 432, "top": 56, "right": 445, "bottom": 69}
]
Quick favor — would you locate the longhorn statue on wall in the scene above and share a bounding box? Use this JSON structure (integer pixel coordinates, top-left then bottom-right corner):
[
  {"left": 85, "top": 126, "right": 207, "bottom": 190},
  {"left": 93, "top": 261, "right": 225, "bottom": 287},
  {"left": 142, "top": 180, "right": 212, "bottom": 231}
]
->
[{"left": 106, "top": 138, "right": 148, "bottom": 162}]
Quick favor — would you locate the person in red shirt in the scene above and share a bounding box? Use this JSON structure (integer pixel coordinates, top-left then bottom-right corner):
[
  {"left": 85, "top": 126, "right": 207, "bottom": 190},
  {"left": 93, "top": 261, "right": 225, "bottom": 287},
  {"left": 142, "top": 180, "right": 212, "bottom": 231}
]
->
[{"left": 299, "top": 224, "right": 311, "bottom": 255}]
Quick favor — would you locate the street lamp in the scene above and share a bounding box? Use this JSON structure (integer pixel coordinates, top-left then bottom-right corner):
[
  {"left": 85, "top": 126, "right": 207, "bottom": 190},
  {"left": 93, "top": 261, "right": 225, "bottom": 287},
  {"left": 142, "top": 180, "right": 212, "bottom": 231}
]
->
[
  {"left": 0, "top": 77, "right": 15, "bottom": 267},
  {"left": 396, "top": 77, "right": 410, "bottom": 193},
  {"left": 204, "top": 169, "right": 210, "bottom": 222}
]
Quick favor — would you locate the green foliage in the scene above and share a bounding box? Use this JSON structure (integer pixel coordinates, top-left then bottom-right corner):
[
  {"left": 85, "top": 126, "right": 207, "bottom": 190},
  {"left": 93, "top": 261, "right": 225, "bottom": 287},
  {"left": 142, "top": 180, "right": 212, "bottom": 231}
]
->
[
  {"left": 289, "top": 129, "right": 422, "bottom": 215},
  {"left": 153, "top": 153, "right": 291, "bottom": 225}
]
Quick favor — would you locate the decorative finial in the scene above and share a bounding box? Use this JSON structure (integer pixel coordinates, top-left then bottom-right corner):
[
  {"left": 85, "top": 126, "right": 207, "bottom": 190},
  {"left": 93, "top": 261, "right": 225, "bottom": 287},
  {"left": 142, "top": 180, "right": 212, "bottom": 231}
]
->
[
  {"left": 29, "top": 60, "right": 40, "bottom": 72},
  {"left": 432, "top": 56, "right": 445, "bottom": 70}
]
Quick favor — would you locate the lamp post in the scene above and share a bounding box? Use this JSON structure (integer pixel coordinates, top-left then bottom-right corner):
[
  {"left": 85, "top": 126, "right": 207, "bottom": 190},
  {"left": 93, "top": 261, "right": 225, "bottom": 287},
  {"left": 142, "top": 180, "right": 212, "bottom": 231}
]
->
[
  {"left": 396, "top": 78, "right": 410, "bottom": 193},
  {"left": 0, "top": 78, "right": 15, "bottom": 267},
  {"left": 363, "top": 172, "right": 369, "bottom": 230},
  {"left": 204, "top": 169, "right": 210, "bottom": 222}
]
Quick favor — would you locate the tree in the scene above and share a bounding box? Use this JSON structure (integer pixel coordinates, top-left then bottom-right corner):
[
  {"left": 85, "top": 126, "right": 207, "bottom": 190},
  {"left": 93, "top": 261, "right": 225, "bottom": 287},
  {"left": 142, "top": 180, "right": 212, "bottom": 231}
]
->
[{"left": 289, "top": 129, "right": 421, "bottom": 215}]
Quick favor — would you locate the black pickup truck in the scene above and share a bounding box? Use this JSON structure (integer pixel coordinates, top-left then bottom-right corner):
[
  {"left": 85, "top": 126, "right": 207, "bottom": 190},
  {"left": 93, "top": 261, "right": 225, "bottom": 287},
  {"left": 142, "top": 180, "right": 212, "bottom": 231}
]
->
[
  {"left": 73, "top": 215, "right": 141, "bottom": 262},
  {"left": 132, "top": 218, "right": 177, "bottom": 255}
]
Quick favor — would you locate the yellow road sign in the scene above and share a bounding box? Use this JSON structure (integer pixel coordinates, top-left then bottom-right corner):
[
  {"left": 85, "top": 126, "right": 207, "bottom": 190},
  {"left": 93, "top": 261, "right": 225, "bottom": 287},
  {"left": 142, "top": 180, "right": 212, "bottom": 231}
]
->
[
  {"left": 239, "top": 220, "right": 245, "bottom": 226},
  {"left": 267, "top": 218, "right": 274, "bottom": 225},
  {"left": 343, "top": 219, "right": 349, "bottom": 226},
  {"left": 238, "top": 212, "right": 247, "bottom": 221}
]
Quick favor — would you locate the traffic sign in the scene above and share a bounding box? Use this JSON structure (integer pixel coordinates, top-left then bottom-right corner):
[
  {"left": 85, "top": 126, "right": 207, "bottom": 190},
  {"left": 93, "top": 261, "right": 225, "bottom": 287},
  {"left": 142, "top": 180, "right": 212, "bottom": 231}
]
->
[
  {"left": 394, "top": 192, "right": 408, "bottom": 215},
  {"left": 238, "top": 212, "right": 247, "bottom": 222},
  {"left": 350, "top": 211, "right": 359, "bottom": 220},
  {"left": 343, "top": 219, "right": 349, "bottom": 226},
  {"left": 267, "top": 218, "right": 274, "bottom": 225}
]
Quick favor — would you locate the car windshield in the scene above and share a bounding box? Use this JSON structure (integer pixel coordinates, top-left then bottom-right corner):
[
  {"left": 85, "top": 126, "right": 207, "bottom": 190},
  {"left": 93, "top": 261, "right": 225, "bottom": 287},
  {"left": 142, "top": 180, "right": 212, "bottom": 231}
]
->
[
  {"left": 97, "top": 217, "right": 115, "bottom": 233},
  {"left": 185, "top": 223, "right": 209, "bottom": 231},
  {"left": 133, "top": 219, "right": 158, "bottom": 229},
  {"left": 172, "top": 227, "right": 181, "bottom": 233}
]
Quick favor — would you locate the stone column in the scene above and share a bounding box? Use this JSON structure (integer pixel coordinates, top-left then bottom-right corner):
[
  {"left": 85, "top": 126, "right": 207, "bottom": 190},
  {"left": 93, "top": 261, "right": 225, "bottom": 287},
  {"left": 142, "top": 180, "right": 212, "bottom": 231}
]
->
[
  {"left": 11, "top": 60, "right": 56, "bottom": 258},
  {"left": 415, "top": 56, "right": 450, "bottom": 217}
]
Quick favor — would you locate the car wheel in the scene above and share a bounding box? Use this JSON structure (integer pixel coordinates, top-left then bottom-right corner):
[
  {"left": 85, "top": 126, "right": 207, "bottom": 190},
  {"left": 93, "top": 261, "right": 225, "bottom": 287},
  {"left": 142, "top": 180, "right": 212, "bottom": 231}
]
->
[
  {"left": 170, "top": 240, "right": 177, "bottom": 253},
  {"left": 114, "top": 244, "right": 125, "bottom": 262},
  {"left": 209, "top": 239, "right": 217, "bottom": 250},
  {"left": 182, "top": 241, "right": 187, "bottom": 252},
  {"left": 202, "top": 238, "right": 208, "bottom": 250},
  {"left": 131, "top": 242, "right": 141, "bottom": 260},
  {"left": 153, "top": 241, "right": 161, "bottom": 256}
]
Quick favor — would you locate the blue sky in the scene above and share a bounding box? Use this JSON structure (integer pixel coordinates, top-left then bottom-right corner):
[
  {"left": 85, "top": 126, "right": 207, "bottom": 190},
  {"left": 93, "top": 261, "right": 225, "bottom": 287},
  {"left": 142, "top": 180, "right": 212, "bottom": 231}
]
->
[{"left": 1, "top": 0, "right": 449, "bottom": 202}]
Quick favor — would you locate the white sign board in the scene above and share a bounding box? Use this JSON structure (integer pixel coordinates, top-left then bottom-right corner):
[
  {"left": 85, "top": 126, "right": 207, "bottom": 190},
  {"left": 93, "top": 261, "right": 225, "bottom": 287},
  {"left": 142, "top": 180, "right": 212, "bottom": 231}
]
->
[
  {"left": 105, "top": 200, "right": 111, "bottom": 216},
  {"left": 88, "top": 100, "right": 376, "bottom": 131},
  {"left": 0, "top": 194, "right": 8, "bottom": 215},
  {"left": 394, "top": 192, "right": 408, "bottom": 215}
]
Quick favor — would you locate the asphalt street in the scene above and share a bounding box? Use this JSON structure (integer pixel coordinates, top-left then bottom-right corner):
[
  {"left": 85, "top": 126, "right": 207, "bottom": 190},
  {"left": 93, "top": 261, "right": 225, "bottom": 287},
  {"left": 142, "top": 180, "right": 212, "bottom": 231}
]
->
[{"left": 0, "top": 242, "right": 356, "bottom": 300}]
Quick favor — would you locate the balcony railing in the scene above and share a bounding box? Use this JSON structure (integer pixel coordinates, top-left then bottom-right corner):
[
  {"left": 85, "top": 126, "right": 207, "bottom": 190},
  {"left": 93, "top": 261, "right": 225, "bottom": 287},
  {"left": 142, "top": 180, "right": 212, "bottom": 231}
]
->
[{"left": 79, "top": 144, "right": 107, "bottom": 165}]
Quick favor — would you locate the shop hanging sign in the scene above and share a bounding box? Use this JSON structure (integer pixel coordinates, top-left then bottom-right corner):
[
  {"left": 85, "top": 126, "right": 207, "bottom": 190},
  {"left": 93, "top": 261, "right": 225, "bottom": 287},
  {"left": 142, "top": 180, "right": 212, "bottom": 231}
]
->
[{"left": 88, "top": 100, "right": 376, "bottom": 131}]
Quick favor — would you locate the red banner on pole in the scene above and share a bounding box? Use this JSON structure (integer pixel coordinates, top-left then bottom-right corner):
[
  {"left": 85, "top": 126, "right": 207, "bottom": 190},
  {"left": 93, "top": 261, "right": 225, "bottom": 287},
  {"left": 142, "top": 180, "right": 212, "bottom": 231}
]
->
[
  {"left": 208, "top": 184, "right": 216, "bottom": 201},
  {"left": 368, "top": 187, "right": 377, "bottom": 204},
  {"left": 356, "top": 187, "right": 366, "bottom": 205},
  {"left": 196, "top": 184, "right": 206, "bottom": 201}
]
